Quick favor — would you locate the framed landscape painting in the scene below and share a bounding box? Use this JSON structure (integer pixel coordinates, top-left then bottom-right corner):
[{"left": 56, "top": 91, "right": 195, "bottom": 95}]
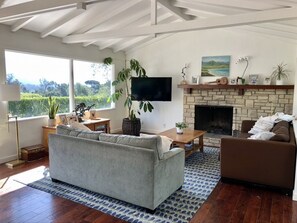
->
[{"left": 201, "top": 56, "right": 230, "bottom": 77}]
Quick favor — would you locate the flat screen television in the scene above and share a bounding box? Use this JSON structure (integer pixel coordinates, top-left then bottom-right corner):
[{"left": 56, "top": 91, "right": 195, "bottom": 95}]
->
[{"left": 131, "top": 77, "right": 172, "bottom": 101}]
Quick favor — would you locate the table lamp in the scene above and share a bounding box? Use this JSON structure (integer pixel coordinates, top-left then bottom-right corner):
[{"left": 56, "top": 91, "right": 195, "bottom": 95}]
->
[{"left": 0, "top": 84, "right": 23, "bottom": 168}]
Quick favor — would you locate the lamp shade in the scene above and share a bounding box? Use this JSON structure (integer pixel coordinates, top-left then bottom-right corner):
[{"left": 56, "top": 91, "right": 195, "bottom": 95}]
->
[{"left": 0, "top": 84, "right": 21, "bottom": 101}]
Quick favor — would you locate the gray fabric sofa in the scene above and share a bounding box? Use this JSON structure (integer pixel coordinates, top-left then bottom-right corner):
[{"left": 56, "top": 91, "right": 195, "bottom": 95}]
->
[{"left": 49, "top": 125, "right": 185, "bottom": 210}]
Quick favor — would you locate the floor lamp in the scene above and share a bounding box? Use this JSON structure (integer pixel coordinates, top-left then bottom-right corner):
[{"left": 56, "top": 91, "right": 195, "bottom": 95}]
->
[{"left": 0, "top": 84, "right": 24, "bottom": 168}]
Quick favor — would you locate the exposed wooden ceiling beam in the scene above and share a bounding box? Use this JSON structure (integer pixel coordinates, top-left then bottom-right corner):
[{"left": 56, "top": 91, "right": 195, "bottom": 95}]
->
[
  {"left": 63, "top": 7, "right": 297, "bottom": 43},
  {"left": 11, "top": 16, "right": 38, "bottom": 32},
  {"left": 151, "top": 0, "right": 157, "bottom": 38},
  {"left": 41, "top": 3, "right": 86, "bottom": 38},
  {"left": 75, "top": 0, "right": 143, "bottom": 34},
  {"left": 158, "top": 0, "right": 193, "bottom": 20},
  {"left": 179, "top": 0, "right": 281, "bottom": 10},
  {"left": 0, "top": 0, "right": 106, "bottom": 22},
  {"left": 0, "top": 0, "right": 5, "bottom": 8}
]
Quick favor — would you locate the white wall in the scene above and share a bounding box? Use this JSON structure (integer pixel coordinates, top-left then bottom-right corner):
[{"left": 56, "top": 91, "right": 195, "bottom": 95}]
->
[
  {"left": 0, "top": 24, "right": 126, "bottom": 164},
  {"left": 127, "top": 28, "right": 297, "bottom": 133}
]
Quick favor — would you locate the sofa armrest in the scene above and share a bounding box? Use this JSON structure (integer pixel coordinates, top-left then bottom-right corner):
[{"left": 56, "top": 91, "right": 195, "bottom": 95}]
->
[
  {"left": 241, "top": 120, "right": 256, "bottom": 133},
  {"left": 162, "top": 147, "right": 185, "bottom": 160},
  {"left": 221, "top": 137, "right": 296, "bottom": 189}
]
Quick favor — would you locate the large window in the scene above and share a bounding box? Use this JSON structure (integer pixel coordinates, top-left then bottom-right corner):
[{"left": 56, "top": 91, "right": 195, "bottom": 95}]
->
[
  {"left": 5, "top": 50, "right": 113, "bottom": 118},
  {"left": 73, "top": 60, "right": 112, "bottom": 110}
]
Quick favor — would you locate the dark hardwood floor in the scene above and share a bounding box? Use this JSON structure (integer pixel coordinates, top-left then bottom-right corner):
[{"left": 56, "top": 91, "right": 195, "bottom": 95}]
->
[{"left": 1, "top": 157, "right": 297, "bottom": 223}]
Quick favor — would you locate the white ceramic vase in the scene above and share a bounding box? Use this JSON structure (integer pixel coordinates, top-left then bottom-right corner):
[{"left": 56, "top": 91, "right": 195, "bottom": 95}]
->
[
  {"left": 48, "top": 118, "right": 56, "bottom": 127},
  {"left": 276, "top": 79, "right": 284, "bottom": 85}
]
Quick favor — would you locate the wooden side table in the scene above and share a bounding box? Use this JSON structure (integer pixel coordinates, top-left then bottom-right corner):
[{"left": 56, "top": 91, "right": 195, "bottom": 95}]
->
[
  {"left": 42, "top": 118, "right": 111, "bottom": 151},
  {"left": 42, "top": 126, "right": 56, "bottom": 152}
]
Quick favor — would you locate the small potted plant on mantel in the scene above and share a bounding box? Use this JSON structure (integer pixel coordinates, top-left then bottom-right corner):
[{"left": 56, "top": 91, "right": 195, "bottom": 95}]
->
[
  {"left": 270, "top": 62, "right": 290, "bottom": 85},
  {"left": 175, "top": 122, "right": 187, "bottom": 134}
]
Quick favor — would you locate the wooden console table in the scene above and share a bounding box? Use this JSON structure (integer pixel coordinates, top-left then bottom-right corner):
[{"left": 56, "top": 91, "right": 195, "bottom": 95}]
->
[{"left": 42, "top": 118, "right": 110, "bottom": 152}]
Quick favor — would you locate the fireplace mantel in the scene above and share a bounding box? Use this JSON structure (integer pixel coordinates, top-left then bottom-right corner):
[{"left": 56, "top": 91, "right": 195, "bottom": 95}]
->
[{"left": 178, "top": 84, "right": 294, "bottom": 95}]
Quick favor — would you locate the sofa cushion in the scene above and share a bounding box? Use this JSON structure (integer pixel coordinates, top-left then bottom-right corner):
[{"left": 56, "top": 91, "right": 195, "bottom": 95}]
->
[
  {"left": 56, "top": 125, "right": 101, "bottom": 140},
  {"left": 140, "top": 133, "right": 173, "bottom": 153},
  {"left": 269, "top": 121, "right": 290, "bottom": 142},
  {"left": 117, "top": 135, "right": 163, "bottom": 159},
  {"left": 248, "top": 116, "right": 274, "bottom": 134},
  {"left": 56, "top": 125, "right": 72, "bottom": 135},
  {"left": 248, "top": 131, "right": 275, "bottom": 140},
  {"left": 99, "top": 133, "right": 120, "bottom": 143},
  {"left": 70, "top": 122, "right": 91, "bottom": 131}
]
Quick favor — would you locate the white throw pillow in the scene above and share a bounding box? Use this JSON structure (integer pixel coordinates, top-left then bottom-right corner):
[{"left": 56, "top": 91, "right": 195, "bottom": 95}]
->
[
  {"left": 248, "top": 131, "right": 275, "bottom": 140},
  {"left": 248, "top": 116, "right": 275, "bottom": 134},
  {"left": 140, "top": 133, "right": 173, "bottom": 154},
  {"left": 160, "top": 135, "right": 173, "bottom": 153},
  {"left": 70, "top": 122, "right": 91, "bottom": 131}
]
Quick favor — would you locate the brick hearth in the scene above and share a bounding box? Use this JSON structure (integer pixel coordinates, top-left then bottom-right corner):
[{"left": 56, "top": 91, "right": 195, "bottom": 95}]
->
[{"left": 183, "top": 88, "right": 294, "bottom": 147}]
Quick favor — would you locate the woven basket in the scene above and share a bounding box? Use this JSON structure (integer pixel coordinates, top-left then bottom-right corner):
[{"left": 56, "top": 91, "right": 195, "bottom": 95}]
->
[{"left": 122, "top": 118, "right": 141, "bottom": 136}]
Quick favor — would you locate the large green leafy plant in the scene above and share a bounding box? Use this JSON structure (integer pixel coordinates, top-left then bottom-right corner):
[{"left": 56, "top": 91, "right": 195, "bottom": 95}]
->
[{"left": 107, "top": 58, "right": 154, "bottom": 120}]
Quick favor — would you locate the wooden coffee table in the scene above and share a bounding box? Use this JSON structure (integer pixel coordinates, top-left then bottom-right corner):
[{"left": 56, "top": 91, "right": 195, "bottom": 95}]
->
[{"left": 159, "top": 128, "right": 206, "bottom": 158}]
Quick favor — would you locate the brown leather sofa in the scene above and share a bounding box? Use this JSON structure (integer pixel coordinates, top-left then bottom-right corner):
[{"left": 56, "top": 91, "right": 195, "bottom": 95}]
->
[{"left": 221, "top": 120, "right": 296, "bottom": 192}]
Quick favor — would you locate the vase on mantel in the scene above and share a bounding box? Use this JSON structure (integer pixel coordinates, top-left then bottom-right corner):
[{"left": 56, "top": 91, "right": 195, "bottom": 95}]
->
[{"left": 276, "top": 79, "right": 284, "bottom": 85}]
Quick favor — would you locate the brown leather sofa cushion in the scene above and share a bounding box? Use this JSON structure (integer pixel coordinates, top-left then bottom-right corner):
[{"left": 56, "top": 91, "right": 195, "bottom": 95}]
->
[{"left": 270, "top": 121, "right": 290, "bottom": 142}]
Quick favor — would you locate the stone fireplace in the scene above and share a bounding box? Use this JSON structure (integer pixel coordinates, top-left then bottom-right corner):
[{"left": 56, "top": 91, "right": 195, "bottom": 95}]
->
[{"left": 183, "top": 88, "right": 294, "bottom": 147}]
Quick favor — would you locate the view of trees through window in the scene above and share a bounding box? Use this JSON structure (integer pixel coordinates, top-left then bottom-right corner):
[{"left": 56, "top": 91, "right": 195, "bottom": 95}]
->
[{"left": 5, "top": 51, "right": 113, "bottom": 118}]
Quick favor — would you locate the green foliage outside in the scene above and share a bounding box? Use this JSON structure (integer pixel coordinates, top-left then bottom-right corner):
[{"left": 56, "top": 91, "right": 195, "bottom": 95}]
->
[
  {"left": 9, "top": 95, "right": 111, "bottom": 118},
  {"left": 7, "top": 61, "right": 112, "bottom": 118}
]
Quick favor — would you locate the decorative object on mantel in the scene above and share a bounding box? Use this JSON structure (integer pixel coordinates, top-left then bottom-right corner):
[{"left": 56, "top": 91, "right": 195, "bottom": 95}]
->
[
  {"left": 263, "top": 77, "right": 271, "bottom": 85},
  {"left": 229, "top": 78, "right": 236, "bottom": 85},
  {"left": 175, "top": 122, "right": 187, "bottom": 134},
  {"left": 249, "top": 74, "right": 259, "bottom": 85},
  {"left": 270, "top": 62, "right": 289, "bottom": 85},
  {"left": 191, "top": 75, "right": 199, "bottom": 84},
  {"left": 206, "top": 77, "right": 228, "bottom": 85},
  {"left": 236, "top": 56, "right": 249, "bottom": 84},
  {"left": 180, "top": 63, "right": 189, "bottom": 84}
]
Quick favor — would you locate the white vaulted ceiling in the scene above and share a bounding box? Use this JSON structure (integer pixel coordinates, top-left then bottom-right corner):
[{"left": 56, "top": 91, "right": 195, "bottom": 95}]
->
[{"left": 2, "top": 0, "right": 297, "bottom": 53}]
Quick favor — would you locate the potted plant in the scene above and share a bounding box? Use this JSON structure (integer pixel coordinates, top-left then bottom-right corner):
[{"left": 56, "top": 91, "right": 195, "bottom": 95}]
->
[
  {"left": 106, "top": 58, "right": 154, "bottom": 136},
  {"left": 48, "top": 96, "right": 59, "bottom": 127},
  {"left": 270, "top": 62, "right": 289, "bottom": 85},
  {"left": 175, "top": 122, "right": 187, "bottom": 134}
]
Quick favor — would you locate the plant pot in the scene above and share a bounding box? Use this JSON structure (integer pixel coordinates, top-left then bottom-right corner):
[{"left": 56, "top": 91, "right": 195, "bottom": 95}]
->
[
  {"left": 176, "top": 127, "right": 183, "bottom": 134},
  {"left": 122, "top": 118, "right": 141, "bottom": 136},
  {"left": 48, "top": 118, "right": 56, "bottom": 127},
  {"left": 276, "top": 79, "right": 284, "bottom": 85}
]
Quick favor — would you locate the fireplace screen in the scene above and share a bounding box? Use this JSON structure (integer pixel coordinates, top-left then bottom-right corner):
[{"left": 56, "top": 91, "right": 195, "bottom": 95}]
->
[{"left": 195, "top": 105, "right": 233, "bottom": 135}]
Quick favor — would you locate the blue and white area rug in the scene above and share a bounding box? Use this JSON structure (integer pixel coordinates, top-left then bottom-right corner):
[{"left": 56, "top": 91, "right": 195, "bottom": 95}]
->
[{"left": 27, "top": 147, "right": 220, "bottom": 223}]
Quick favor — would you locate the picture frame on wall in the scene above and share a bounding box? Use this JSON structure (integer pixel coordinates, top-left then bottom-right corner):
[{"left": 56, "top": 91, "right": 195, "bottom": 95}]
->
[
  {"left": 201, "top": 55, "right": 230, "bottom": 77},
  {"left": 249, "top": 74, "right": 259, "bottom": 85}
]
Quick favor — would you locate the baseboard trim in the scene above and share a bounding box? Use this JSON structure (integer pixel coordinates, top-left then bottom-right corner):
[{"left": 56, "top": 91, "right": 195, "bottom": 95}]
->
[
  {"left": 293, "top": 190, "right": 297, "bottom": 201},
  {"left": 0, "top": 154, "right": 17, "bottom": 165}
]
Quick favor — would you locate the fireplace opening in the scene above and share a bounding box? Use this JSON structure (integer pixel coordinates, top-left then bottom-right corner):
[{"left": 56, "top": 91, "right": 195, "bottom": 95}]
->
[{"left": 195, "top": 105, "right": 233, "bottom": 135}]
